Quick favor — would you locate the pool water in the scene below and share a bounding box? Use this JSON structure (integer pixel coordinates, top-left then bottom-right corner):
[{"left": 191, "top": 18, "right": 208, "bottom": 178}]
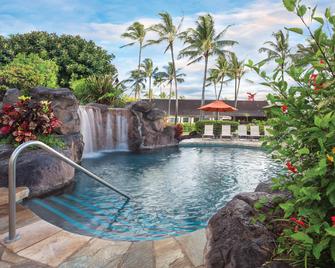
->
[{"left": 26, "top": 146, "right": 281, "bottom": 241}]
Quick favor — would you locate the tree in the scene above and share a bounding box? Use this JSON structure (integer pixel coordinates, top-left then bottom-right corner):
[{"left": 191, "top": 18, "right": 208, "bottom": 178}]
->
[
  {"left": 179, "top": 14, "right": 237, "bottom": 118},
  {"left": 0, "top": 53, "right": 58, "bottom": 91},
  {"left": 124, "top": 69, "right": 146, "bottom": 98},
  {"left": 71, "top": 74, "right": 126, "bottom": 107},
  {"left": 121, "top": 22, "right": 147, "bottom": 100},
  {"left": 259, "top": 30, "right": 292, "bottom": 81},
  {"left": 156, "top": 63, "right": 185, "bottom": 116},
  {"left": 229, "top": 53, "right": 246, "bottom": 108},
  {"left": 140, "top": 58, "right": 159, "bottom": 101},
  {"left": 0, "top": 31, "right": 116, "bottom": 86},
  {"left": 147, "top": 12, "right": 183, "bottom": 123}
]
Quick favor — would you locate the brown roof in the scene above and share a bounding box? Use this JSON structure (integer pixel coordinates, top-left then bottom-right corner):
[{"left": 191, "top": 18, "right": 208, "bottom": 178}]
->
[{"left": 150, "top": 99, "right": 268, "bottom": 118}]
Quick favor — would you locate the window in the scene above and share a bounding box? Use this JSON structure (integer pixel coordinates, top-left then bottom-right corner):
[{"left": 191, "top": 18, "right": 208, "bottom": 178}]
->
[{"left": 182, "top": 117, "right": 189, "bottom": 123}]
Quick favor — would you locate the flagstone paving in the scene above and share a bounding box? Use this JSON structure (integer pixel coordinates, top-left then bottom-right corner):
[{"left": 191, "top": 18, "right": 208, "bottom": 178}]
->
[{"left": 0, "top": 204, "right": 207, "bottom": 268}]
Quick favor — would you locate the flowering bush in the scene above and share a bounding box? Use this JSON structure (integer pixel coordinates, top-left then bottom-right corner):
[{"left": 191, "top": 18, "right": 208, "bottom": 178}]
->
[
  {"left": 0, "top": 96, "right": 61, "bottom": 143},
  {"left": 174, "top": 123, "right": 183, "bottom": 140},
  {"left": 248, "top": 1, "right": 335, "bottom": 266}
]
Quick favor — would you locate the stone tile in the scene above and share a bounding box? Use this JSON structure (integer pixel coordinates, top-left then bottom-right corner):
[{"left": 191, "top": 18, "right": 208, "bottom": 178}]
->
[
  {"left": 0, "top": 220, "right": 61, "bottom": 253},
  {"left": 0, "top": 188, "right": 29, "bottom": 206},
  {"left": 17, "top": 231, "right": 91, "bottom": 267},
  {"left": 0, "top": 261, "right": 11, "bottom": 268},
  {"left": 59, "top": 238, "right": 131, "bottom": 268},
  {"left": 175, "top": 229, "right": 206, "bottom": 267},
  {"left": 0, "top": 205, "right": 40, "bottom": 235},
  {"left": 120, "top": 241, "right": 154, "bottom": 268},
  {"left": 154, "top": 237, "right": 193, "bottom": 268},
  {"left": 10, "top": 260, "right": 49, "bottom": 268},
  {"left": 1, "top": 249, "right": 27, "bottom": 264}
]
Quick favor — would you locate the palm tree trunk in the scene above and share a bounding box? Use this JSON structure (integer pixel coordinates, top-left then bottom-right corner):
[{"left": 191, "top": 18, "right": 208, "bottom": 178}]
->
[
  {"left": 168, "top": 82, "right": 172, "bottom": 117},
  {"left": 149, "top": 76, "right": 152, "bottom": 101},
  {"left": 214, "top": 83, "right": 217, "bottom": 100},
  {"left": 218, "top": 77, "right": 224, "bottom": 100},
  {"left": 137, "top": 43, "right": 142, "bottom": 100},
  {"left": 170, "top": 43, "right": 179, "bottom": 124},
  {"left": 234, "top": 77, "right": 237, "bottom": 108},
  {"left": 201, "top": 55, "right": 209, "bottom": 119},
  {"left": 234, "top": 77, "right": 241, "bottom": 108}
]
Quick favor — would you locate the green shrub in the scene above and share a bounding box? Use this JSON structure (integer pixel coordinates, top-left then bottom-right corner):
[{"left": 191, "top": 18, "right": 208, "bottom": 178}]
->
[
  {"left": 195, "top": 120, "right": 239, "bottom": 136},
  {"left": 0, "top": 53, "right": 58, "bottom": 91},
  {"left": 181, "top": 123, "right": 195, "bottom": 133}
]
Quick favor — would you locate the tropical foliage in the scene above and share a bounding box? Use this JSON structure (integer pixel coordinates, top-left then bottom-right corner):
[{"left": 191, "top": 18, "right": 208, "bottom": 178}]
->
[
  {"left": 0, "top": 53, "right": 58, "bottom": 91},
  {"left": 0, "top": 96, "right": 61, "bottom": 144},
  {"left": 0, "top": 31, "right": 115, "bottom": 87},
  {"left": 248, "top": 1, "right": 335, "bottom": 266},
  {"left": 140, "top": 58, "right": 159, "bottom": 100}
]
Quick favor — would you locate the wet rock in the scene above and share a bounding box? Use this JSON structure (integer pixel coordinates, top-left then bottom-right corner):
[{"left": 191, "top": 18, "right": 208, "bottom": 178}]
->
[
  {"left": 205, "top": 192, "right": 280, "bottom": 268},
  {"left": 130, "top": 101, "right": 154, "bottom": 113},
  {"left": 145, "top": 108, "right": 165, "bottom": 121},
  {"left": 30, "top": 87, "right": 80, "bottom": 135},
  {"left": 3, "top": 88, "right": 20, "bottom": 105}
]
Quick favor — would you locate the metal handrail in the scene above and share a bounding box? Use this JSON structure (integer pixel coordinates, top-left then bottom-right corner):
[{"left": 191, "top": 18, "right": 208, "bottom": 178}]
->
[{"left": 5, "top": 140, "right": 130, "bottom": 243}]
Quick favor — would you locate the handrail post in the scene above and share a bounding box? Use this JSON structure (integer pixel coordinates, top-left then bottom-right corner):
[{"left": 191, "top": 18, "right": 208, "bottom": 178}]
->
[{"left": 4, "top": 140, "right": 130, "bottom": 243}]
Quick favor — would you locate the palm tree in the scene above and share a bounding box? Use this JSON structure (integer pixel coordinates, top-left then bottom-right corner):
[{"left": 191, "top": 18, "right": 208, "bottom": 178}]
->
[
  {"left": 146, "top": 12, "right": 183, "bottom": 123},
  {"left": 140, "top": 58, "right": 159, "bottom": 101},
  {"left": 179, "top": 14, "right": 237, "bottom": 118},
  {"left": 156, "top": 62, "right": 185, "bottom": 116},
  {"left": 121, "top": 22, "right": 147, "bottom": 99},
  {"left": 124, "top": 69, "right": 146, "bottom": 98},
  {"left": 207, "top": 69, "right": 219, "bottom": 99},
  {"left": 229, "top": 53, "right": 246, "bottom": 108},
  {"left": 259, "top": 30, "right": 291, "bottom": 81}
]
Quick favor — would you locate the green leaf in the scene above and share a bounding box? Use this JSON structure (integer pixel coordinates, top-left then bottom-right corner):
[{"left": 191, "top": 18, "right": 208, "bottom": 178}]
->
[
  {"left": 325, "top": 8, "right": 331, "bottom": 19},
  {"left": 282, "top": 0, "right": 296, "bottom": 12},
  {"left": 331, "top": 239, "right": 335, "bottom": 262},
  {"left": 280, "top": 202, "right": 295, "bottom": 218},
  {"left": 291, "top": 232, "right": 313, "bottom": 245},
  {"left": 313, "top": 238, "right": 330, "bottom": 259},
  {"left": 285, "top": 27, "right": 303, "bottom": 35},
  {"left": 298, "top": 147, "right": 310, "bottom": 156},
  {"left": 326, "top": 227, "right": 335, "bottom": 236},
  {"left": 313, "top": 17, "right": 324, "bottom": 24},
  {"left": 297, "top": 5, "right": 307, "bottom": 17}
]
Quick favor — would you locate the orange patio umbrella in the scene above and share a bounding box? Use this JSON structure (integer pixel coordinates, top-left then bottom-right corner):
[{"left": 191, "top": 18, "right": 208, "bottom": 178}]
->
[{"left": 198, "top": 100, "right": 237, "bottom": 119}]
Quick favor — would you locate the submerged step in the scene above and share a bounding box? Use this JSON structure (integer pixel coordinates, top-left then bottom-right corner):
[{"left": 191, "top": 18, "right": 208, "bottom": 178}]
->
[{"left": 0, "top": 187, "right": 30, "bottom": 206}]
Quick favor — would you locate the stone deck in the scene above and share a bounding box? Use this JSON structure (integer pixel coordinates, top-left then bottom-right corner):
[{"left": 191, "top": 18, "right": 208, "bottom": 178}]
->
[
  {"left": 180, "top": 138, "right": 262, "bottom": 148},
  {"left": 0, "top": 204, "right": 207, "bottom": 268}
]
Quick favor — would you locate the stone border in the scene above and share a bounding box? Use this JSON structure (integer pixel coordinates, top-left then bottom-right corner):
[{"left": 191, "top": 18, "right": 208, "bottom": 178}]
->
[
  {"left": 179, "top": 138, "right": 262, "bottom": 148},
  {"left": 0, "top": 204, "right": 206, "bottom": 267}
]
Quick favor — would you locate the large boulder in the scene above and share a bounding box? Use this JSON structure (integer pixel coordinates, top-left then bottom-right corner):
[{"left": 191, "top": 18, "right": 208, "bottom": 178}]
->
[
  {"left": 0, "top": 144, "right": 74, "bottom": 197},
  {"left": 127, "top": 101, "right": 178, "bottom": 151},
  {"left": 204, "top": 191, "right": 289, "bottom": 268},
  {"left": 2, "top": 88, "right": 20, "bottom": 105},
  {"left": 30, "top": 87, "right": 80, "bottom": 135}
]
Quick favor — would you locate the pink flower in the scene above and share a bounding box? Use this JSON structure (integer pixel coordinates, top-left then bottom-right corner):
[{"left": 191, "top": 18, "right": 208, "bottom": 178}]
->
[
  {"left": 331, "top": 216, "right": 335, "bottom": 227},
  {"left": 0, "top": 126, "right": 11, "bottom": 135},
  {"left": 281, "top": 105, "right": 288, "bottom": 114}
]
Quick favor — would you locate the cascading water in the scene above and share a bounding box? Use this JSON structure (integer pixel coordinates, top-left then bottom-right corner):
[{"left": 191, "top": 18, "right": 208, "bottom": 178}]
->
[{"left": 78, "top": 105, "right": 129, "bottom": 155}]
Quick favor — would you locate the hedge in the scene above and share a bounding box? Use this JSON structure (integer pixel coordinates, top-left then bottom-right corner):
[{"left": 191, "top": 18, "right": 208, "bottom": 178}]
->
[{"left": 195, "top": 120, "right": 240, "bottom": 136}]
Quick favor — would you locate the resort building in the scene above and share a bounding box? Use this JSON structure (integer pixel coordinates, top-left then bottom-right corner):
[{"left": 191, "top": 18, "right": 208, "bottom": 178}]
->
[{"left": 150, "top": 99, "right": 269, "bottom": 123}]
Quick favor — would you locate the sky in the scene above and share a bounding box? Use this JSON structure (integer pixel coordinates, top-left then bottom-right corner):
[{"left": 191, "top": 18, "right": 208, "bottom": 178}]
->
[{"left": 0, "top": 0, "right": 334, "bottom": 100}]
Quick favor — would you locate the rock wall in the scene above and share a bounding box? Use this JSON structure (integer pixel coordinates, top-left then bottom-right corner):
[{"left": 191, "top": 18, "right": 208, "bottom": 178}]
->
[
  {"left": 204, "top": 181, "right": 291, "bottom": 268},
  {"left": 127, "top": 101, "right": 178, "bottom": 151},
  {"left": 0, "top": 87, "right": 83, "bottom": 197}
]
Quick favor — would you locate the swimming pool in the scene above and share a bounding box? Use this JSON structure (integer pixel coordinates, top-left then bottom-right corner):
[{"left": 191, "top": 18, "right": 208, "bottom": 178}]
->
[{"left": 26, "top": 146, "right": 281, "bottom": 241}]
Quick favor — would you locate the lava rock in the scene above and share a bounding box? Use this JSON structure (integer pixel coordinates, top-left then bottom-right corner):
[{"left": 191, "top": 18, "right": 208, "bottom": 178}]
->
[
  {"left": 30, "top": 87, "right": 80, "bottom": 135},
  {"left": 130, "top": 100, "right": 155, "bottom": 113},
  {"left": 145, "top": 108, "right": 165, "bottom": 121},
  {"left": 3, "top": 88, "right": 20, "bottom": 105},
  {"left": 204, "top": 192, "right": 283, "bottom": 268}
]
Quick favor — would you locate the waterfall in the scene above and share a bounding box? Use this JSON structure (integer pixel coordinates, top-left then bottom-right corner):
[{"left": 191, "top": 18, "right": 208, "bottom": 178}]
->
[{"left": 78, "top": 105, "right": 129, "bottom": 155}]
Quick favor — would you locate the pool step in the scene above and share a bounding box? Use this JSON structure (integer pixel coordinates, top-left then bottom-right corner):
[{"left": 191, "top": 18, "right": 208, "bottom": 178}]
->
[{"left": 0, "top": 187, "right": 29, "bottom": 206}]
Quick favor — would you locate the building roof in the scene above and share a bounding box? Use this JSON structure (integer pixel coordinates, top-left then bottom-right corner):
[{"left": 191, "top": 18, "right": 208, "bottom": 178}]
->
[{"left": 150, "top": 99, "right": 268, "bottom": 118}]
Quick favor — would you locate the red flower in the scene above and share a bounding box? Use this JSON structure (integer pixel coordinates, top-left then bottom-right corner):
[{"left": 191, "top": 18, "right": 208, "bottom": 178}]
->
[
  {"left": 331, "top": 216, "right": 335, "bottom": 227},
  {"left": 286, "top": 162, "right": 298, "bottom": 173},
  {"left": 290, "top": 217, "right": 306, "bottom": 228},
  {"left": 281, "top": 105, "right": 288, "bottom": 114},
  {"left": 2, "top": 104, "right": 13, "bottom": 113},
  {"left": 320, "top": 60, "right": 325, "bottom": 65},
  {"left": 0, "top": 126, "right": 11, "bottom": 135}
]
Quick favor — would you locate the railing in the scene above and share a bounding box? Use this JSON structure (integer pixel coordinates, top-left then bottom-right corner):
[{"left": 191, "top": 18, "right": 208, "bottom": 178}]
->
[{"left": 5, "top": 140, "right": 130, "bottom": 243}]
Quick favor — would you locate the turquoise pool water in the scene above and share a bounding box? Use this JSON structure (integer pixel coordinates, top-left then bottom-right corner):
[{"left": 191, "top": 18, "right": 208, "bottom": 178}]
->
[{"left": 26, "top": 146, "right": 281, "bottom": 241}]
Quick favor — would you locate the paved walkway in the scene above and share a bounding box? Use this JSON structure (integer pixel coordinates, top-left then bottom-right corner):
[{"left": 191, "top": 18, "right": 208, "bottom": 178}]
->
[
  {"left": 180, "top": 138, "right": 262, "bottom": 148},
  {"left": 0, "top": 204, "right": 207, "bottom": 268}
]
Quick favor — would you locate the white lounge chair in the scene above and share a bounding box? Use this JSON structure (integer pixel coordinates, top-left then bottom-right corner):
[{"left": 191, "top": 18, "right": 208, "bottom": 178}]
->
[
  {"left": 221, "top": 125, "right": 232, "bottom": 139},
  {"left": 203, "top": 125, "right": 214, "bottom": 138},
  {"left": 238, "top": 125, "right": 248, "bottom": 139},
  {"left": 250, "top": 125, "right": 261, "bottom": 139},
  {"left": 264, "top": 126, "right": 271, "bottom": 136}
]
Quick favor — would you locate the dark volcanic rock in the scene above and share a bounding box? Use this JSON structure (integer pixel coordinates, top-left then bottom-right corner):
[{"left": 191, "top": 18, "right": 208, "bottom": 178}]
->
[
  {"left": 204, "top": 191, "right": 287, "bottom": 268},
  {"left": 145, "top": 108, "right": 165, "bottom": 121},
  {"left": 30, "top": 87, "right": 80, "bottom": 135},
  {"left": 3, "top": 88, "right": 20, "bottom": 105},
  {"left": 128, "top": 101, "right": 178, "bottom": 151}
]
